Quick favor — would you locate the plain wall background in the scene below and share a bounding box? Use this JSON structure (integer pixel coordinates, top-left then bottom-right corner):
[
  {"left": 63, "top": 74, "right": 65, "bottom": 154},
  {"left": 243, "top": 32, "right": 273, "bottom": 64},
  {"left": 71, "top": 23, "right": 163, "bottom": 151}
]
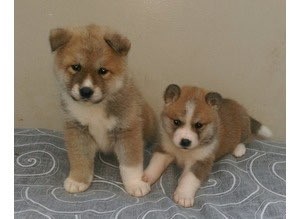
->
[{"left": 14, "top": 0, "right": 285, "bottom": 141}]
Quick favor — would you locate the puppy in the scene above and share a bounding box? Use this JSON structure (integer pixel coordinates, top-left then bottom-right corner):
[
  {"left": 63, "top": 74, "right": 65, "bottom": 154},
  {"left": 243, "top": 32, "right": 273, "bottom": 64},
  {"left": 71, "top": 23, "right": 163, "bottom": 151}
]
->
[
  {"left": 143, "top": 84, "right": 272, "bottom": 207},
  {"left": 49, "top": 24, "right": 158, "bottom": 197}
]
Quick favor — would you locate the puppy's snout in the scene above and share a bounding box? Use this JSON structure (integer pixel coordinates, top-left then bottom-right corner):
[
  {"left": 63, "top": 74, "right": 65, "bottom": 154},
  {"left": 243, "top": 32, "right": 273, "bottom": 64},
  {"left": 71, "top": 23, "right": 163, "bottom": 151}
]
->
[
  {"left": 80, "top": 87, "right": 94, "bottom": 99},
  {"left": 180, "top": 138, "right": 191, "bottom": 148}
]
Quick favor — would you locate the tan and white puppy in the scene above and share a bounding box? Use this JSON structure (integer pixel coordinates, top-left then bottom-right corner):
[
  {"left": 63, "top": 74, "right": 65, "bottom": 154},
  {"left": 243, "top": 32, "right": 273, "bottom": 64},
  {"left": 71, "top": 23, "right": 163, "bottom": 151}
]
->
[
  {"left": 143, "top": 84, "right": 272, "bottom": 207},
  {"left": 49, "top": 24, "right": 158, "bottom": 197}
]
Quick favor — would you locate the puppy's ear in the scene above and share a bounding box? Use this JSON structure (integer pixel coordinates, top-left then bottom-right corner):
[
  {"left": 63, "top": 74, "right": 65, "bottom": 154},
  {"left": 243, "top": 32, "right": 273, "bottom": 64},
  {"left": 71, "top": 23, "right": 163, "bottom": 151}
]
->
[
  {"left": 164, "top": 84, "right": 181, "bottom": 104},
  {"left": 104, "top": 32, "right": 131, "bottom": 56},
  {"left": 205, "top": 92, "right": 223, "bottom": 109},
  {"left": 49, "top": 28, "right": 72, "bottom": 52}
]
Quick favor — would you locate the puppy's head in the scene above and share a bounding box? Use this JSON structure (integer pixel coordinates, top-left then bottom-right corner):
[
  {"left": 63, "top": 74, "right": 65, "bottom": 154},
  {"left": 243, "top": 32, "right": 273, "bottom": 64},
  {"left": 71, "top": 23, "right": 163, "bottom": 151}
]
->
[
  {"left": 49, "top": 24, "right": 131, "bottom": 104},
  {"left": 161, "top": 84, "right": 222, "bottom": 150}
]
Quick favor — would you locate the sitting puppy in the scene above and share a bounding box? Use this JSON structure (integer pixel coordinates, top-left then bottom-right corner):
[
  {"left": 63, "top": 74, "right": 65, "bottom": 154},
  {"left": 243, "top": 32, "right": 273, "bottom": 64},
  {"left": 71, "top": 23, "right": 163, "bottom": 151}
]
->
[
  {"left": 49, "top": 24, "right": 158, "bottom": 197},
  {"left": 143, "top": 84, "right": 272, "bottom": 207}
]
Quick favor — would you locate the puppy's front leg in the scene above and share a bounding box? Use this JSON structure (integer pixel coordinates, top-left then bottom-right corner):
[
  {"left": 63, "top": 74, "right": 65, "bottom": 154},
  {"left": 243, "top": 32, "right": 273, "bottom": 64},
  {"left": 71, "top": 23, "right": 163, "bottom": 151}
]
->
[
  {"left": 115, "top": 128, "right": 150, "bottom": 197},
  {"left": 143, "top": 151, "right": 174, "bottom": 185},
  {"left": 174, "top": 158, "right": 213, "bottom": 207},
  {"left": 64, "top": 122, "right": 97, "bottom": 193}
]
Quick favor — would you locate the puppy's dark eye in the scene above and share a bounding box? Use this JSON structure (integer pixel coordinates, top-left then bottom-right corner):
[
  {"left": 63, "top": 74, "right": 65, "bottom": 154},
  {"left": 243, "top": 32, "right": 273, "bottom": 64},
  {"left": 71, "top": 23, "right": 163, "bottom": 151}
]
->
[
  {"left": 71, "top": 64, "right": 81, "bottom": 72},
  {"left": 98, "top": 67, "right": 108, "bottom": 75},
  {"left": 195, "top": 122, "right": 203, "bottom": 129},
  {"left": 173, "top": 119, "right": 181, "bottom": 126}
]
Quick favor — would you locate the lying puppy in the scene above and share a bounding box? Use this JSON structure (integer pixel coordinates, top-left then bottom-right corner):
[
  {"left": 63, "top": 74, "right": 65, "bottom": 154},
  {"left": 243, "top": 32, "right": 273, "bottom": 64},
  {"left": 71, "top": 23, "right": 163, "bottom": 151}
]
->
[
  {"left": 49, "top": 24, "right": 158, "bottom": 197},
  {"left": 143, "top": 84, "right": 272, "bottom": 207}
]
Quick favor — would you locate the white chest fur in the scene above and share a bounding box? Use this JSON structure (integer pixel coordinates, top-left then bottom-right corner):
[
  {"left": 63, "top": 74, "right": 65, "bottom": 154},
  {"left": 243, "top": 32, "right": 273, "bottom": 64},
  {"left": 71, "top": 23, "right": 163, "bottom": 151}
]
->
[{"left": 63, "top": 94, "right": 118, "bottom": 152}]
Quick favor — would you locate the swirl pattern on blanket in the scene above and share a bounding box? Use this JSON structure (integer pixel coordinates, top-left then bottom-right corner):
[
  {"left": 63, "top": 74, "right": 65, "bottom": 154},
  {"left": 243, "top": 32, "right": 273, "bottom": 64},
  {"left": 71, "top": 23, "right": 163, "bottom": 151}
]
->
[{"left": 14, "top": 128, "right": 286, "bottom": 219}]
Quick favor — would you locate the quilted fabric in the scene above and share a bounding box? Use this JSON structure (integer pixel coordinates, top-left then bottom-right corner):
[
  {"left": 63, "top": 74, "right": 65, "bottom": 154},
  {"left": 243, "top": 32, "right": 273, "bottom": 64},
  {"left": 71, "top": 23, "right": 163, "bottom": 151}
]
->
[{"left": 14, "top": 128, "right": 286, "bottom": 218}]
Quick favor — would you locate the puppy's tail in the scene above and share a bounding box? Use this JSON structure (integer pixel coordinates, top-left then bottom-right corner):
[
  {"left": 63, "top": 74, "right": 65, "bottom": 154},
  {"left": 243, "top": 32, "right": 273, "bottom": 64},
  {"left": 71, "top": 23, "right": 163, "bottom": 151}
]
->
[{"left": 250, "top": 117, "right": 273, "bottom": 138}]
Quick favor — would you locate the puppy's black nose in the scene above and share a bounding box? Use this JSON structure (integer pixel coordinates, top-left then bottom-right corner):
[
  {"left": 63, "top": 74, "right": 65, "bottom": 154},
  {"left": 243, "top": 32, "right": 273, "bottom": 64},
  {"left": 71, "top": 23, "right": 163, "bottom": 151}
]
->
[
  {"left": 80, "top": 87, "right": 94, "bottom": 99},
  {"left": 180, "top": 138, "right": 191, "bottom": 148}
]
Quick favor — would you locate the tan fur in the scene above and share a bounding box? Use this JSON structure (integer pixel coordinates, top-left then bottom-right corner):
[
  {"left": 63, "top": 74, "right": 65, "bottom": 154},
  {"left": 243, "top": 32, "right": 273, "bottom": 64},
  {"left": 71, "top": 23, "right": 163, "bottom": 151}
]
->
[
  {"left": 144, "top": 85, "right": 270, "bottom": 207},
  {"left": 216, "top": 98, "right": 251, "bottom": 160},
  {"left": 161, "top": 86, "right": 252, "bottom": 162},
  {"left": 49, "top": 24, "right": 157, "bottom": 196},
  {"left": 64, "top": 121, "right": 96, "bottom": 192}
]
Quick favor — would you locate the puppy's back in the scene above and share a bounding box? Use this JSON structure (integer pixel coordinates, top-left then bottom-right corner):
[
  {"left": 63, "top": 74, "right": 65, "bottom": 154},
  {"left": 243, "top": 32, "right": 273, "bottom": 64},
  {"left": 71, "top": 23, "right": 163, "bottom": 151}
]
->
[{"left": 216, "top": 99, "right": 251, "bottom": 159}]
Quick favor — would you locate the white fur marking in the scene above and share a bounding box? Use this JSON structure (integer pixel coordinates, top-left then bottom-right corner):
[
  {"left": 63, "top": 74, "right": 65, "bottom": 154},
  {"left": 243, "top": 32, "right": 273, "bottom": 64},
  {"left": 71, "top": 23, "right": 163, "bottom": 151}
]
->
[
  {"left": 91, "top": 87, "right": 103, "bottom": 102},
  {"left": 71, "top": 84, "right": 80, "bottom": 99},
  {"left": 107, "top": 75, "right": 125, "bottom": 94},
  {"left": 258, "top": 125, "right": 273, "bottom": 138},
  {"left": 119, "top": 165, "right": 143, "bottom": 183},
  {"left": 232, "top": 143, "right": 246, "bottom": 158},
  {"left": 82, "top": 76, "right": 94, "bottom": 88},
  {"left": 63, "top": 93, "right": 117, "bottom": 152},
  {"left": 185, "top": 101, "right": 196, "bottom": 122},
  {"left": 173, "top": 101, "right": 199, "bottom": 148},
  {"left": 119, "top": 165, "right": 150, "bottom": 197},
  {"left": 113, "top": 78, "right": 124, "bottom": 92}
]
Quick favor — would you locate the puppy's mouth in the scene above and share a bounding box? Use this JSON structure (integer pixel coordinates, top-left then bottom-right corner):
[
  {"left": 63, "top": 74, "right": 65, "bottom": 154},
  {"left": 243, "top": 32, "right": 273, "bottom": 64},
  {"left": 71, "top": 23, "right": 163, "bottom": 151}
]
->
[
  {"left": 179, "top": 146, "right": 196, "bottom": 151},
  {"left": 70, "top": 94, "right": 104, "bottom": 104},
  {"left": 181, "top": 146, "right": 190, "bottom": 150}
]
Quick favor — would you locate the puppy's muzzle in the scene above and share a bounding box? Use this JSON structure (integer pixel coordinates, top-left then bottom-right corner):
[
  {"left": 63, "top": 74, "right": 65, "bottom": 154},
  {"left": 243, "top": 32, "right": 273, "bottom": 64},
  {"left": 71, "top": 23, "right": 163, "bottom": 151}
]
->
[{"left": 79, "top": 87, "right": 94, "bottom": 99}]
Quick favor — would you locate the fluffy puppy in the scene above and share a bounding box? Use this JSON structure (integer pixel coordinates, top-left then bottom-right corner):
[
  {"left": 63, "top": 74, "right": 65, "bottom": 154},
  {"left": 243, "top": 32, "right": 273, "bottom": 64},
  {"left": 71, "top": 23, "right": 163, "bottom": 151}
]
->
[
  {"left": 49, "top": 24, "right": 158, "bottom": 197},
  {"left": 143, "top": 84, "right": 272, "bottom": 207}
]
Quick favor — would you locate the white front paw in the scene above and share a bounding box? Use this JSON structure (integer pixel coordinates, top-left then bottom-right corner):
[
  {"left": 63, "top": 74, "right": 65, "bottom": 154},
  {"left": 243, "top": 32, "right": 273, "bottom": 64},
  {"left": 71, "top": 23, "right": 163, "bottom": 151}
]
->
[
  {"left": 64, "top": 177, "right": 90, "bottom": 193},
  {"left": 124, "top": 180, "right": 151, "bottom": 197},
  {"left": 173, "top": 190, "right": 195, "bottom": 208}
]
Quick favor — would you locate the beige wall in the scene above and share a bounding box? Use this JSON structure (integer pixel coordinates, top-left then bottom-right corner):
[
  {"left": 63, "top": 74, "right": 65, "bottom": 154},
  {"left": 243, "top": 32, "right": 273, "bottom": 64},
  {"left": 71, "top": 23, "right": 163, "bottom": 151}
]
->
[{"left": 15, "top": 0, "right": 285, "bottom": 141}]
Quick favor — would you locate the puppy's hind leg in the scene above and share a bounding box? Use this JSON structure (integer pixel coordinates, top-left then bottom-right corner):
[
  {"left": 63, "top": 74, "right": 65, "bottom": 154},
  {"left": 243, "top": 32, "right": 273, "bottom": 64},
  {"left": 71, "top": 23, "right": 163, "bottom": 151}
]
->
[{"left": 232, "top": 143, "right": 246, "bottom": 158}]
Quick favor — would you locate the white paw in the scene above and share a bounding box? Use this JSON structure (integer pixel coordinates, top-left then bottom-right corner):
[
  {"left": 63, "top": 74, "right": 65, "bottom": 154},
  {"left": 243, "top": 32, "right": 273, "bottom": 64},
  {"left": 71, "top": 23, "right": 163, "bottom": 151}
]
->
[
  {"left": 64, "top": 177, "right": 90, "bottom": 193},
  {"left": 232, "top": 143, "right": 246, "bottom": 158},
  {"left": 173, "top": 190, "right": 195, "bottom": 208},
  {"left": 124, "top": 180, "right": 151, "bottom": 197}
]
